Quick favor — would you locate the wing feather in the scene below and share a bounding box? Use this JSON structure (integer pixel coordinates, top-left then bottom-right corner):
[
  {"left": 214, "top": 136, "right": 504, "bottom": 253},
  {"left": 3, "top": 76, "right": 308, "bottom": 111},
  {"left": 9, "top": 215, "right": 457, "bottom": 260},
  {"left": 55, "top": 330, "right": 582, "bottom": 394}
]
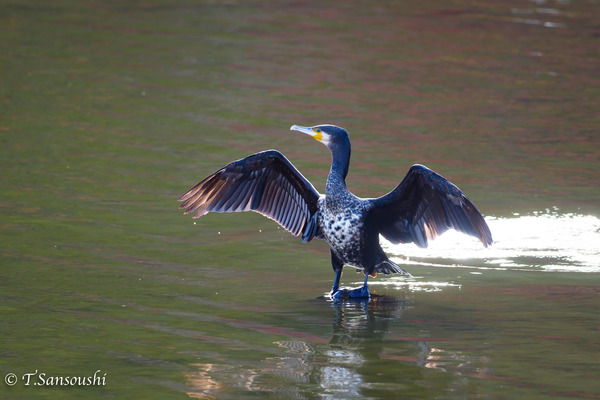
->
[
  {"left": 371, "top": 164, "right": 492, "bottom": 248},
  {"left": 179, "top": 150, "right": 321, "bottom": 240}
]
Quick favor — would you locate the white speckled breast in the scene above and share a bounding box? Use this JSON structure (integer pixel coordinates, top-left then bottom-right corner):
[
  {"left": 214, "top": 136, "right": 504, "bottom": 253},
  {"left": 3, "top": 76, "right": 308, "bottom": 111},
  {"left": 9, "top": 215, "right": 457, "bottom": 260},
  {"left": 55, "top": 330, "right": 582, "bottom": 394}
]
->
[{"left": 318, "top": 195, "right": 368, "bottom": 267}]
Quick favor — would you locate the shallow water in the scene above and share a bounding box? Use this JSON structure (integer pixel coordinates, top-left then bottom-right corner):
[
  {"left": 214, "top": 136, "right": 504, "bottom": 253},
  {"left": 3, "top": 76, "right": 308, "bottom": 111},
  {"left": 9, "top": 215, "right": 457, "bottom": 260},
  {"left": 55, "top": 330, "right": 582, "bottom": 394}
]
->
[{"left": 1, "top": 0, "right": 599, "bottom": 399}]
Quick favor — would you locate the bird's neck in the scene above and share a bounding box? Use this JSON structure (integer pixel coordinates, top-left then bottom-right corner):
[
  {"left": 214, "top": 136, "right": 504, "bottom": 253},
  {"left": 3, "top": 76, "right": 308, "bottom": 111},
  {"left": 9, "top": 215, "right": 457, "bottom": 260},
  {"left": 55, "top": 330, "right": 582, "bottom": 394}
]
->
[{"left": 326, "top": 141, "right": 351, "bottom": 194}]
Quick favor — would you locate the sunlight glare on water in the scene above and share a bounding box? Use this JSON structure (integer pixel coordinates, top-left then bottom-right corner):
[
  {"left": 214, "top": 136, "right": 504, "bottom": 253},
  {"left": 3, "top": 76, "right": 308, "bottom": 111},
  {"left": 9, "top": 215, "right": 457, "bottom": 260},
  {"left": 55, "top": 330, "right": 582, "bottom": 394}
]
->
[{"left": 381, "top": 211, "right": 600, "bottom": 273}]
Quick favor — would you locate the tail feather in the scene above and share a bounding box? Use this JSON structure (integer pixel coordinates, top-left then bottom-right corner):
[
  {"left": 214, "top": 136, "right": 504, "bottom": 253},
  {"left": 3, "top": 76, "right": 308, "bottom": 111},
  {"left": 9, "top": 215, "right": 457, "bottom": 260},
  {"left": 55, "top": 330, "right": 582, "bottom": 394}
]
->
[{"left": 376, "top": 259, "right": 411, "bottom": 276}]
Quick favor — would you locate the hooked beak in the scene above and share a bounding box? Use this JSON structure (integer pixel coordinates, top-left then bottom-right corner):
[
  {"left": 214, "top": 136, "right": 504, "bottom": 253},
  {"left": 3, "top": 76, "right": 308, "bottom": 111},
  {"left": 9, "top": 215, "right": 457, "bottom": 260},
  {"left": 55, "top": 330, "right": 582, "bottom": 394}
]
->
[{"left": 290, "top": 125, "right": 323, "bottom": 142}]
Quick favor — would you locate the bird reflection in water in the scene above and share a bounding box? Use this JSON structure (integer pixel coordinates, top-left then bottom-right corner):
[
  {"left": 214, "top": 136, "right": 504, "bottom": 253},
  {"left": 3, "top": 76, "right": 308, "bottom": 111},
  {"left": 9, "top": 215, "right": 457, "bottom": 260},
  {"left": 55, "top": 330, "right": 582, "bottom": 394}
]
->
[
  {"left": 184, "top": 295, "right": 452, "bottom": 399},
  {"left": 314, "top": 295, "right": 412, "bottom": 395},
  {"left": 184, "top": 293, "right": 497, "bottom": 398}
]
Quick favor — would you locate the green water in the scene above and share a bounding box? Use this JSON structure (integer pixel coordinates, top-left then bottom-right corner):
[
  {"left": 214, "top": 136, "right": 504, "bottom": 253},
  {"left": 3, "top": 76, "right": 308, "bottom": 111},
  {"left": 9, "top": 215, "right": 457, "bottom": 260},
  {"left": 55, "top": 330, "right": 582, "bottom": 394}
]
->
[{"left": 1, "top": 1, "right": 599, "bottom": 399}]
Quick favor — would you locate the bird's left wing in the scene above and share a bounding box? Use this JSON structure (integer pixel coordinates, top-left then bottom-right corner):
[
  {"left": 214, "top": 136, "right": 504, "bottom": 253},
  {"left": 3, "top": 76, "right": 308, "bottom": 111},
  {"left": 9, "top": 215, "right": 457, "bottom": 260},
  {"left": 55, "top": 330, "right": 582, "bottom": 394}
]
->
[
  {"left": 178, "top": 150, "right": 321, "bottom": 241},
  {"left": 369, "top": 164, "right": 492, "bottom": 248}
]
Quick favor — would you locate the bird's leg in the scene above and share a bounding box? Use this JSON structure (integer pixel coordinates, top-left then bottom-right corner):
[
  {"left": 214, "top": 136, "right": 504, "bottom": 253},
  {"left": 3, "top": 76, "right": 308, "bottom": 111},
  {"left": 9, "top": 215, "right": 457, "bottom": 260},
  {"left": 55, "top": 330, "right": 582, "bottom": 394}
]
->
[
  {"left": 346, "top": 273, "right": 371, "bottom": 299},
  {"left": 329, "top": 251, "right": 347, "bottom": 300},
  {"left": 331, "top": 268, "right": 342, "bottom": 295},
  {"left": 328, "top": 250, "right": 370, "bottom": 300}
]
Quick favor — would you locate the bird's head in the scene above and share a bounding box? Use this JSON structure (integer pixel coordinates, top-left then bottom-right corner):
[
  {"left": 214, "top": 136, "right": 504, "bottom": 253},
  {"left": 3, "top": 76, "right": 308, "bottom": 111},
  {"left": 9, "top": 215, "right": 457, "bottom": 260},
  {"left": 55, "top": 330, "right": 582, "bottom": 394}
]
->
[
  {"left": 290, "top": 124, "right": 349, "bottom": 149},
  {"left": 290, "top": 124, "right": 351, "bottom": 179}
]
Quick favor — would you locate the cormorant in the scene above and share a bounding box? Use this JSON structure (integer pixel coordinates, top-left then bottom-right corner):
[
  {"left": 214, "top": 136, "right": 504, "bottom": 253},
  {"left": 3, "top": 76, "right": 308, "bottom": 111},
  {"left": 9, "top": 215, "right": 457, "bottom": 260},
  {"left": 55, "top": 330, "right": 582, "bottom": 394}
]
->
[{"left": 178, "top": 124, "right": 492, "bottom": 300}]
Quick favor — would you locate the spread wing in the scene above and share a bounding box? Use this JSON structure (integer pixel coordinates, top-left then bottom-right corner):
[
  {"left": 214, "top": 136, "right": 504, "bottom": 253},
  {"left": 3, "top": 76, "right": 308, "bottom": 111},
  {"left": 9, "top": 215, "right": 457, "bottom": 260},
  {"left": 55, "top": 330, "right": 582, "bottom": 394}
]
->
[
  {"left": 178, "top": 150, "right": 322, "bottom": 242},
  {"left": 370, "top": 164, "right": 492, "bottom": 248}
]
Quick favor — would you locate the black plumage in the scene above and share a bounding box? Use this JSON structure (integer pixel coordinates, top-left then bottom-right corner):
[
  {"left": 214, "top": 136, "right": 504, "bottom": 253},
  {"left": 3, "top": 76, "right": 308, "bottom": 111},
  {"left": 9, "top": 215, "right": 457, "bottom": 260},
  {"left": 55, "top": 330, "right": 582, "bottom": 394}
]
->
[
  {"left": 178, "top": 124, "right": 492, "bottom": 300},
  {"left": 179, "top": 150, "right": 320, "bottom": 239},
  {"left": 372, "top": 164, "right": 492, "bottom": 248}
]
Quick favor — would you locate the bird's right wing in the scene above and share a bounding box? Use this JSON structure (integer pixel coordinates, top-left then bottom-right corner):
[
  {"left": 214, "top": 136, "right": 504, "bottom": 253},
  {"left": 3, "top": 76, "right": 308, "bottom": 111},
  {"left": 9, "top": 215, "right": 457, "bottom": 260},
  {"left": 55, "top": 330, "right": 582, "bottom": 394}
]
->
[{"left": 178, "top": 150, "right": 322, "bottom": 242}]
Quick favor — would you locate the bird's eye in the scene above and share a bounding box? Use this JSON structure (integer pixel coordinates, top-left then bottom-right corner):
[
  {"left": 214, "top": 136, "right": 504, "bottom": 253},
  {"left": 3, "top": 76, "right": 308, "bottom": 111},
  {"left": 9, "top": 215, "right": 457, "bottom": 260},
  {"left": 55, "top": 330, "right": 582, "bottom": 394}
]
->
[{"left": 315, "top": 128, "right": 321, "bottom": 133}]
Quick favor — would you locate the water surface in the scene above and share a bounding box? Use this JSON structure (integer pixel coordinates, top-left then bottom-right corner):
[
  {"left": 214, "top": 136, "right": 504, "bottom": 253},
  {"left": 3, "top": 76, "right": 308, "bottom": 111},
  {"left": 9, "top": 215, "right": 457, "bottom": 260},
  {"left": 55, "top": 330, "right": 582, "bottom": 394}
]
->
[{"left": 1, "top": 1, "right": 599, "bottom": 399}]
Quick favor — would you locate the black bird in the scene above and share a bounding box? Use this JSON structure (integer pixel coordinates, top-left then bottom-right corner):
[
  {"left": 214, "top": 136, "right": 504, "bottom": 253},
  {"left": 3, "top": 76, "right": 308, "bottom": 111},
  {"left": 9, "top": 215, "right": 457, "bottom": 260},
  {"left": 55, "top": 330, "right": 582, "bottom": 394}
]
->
[{"left": 178, "top": 124, "right": 492, "bottom": 300}]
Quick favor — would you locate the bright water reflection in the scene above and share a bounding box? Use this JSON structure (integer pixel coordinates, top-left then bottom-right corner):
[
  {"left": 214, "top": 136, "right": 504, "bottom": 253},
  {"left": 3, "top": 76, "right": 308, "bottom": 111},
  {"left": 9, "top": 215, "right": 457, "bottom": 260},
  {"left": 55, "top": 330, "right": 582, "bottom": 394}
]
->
[{"left": 381, "top": 211, "right": 600, "bottom": 274}]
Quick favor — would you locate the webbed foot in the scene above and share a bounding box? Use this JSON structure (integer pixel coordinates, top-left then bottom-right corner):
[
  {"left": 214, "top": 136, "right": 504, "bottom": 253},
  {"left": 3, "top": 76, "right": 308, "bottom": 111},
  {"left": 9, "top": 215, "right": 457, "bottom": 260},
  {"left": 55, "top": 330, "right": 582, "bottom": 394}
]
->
[
  {"left": 348, "top": 285, "right": 370, "bottom": 299},
  {"left": 330, "top": 286, "right": 371, "bottom": 301},
  {"left": 330, "top": 288, "right": 347, "bottom": 301}
]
